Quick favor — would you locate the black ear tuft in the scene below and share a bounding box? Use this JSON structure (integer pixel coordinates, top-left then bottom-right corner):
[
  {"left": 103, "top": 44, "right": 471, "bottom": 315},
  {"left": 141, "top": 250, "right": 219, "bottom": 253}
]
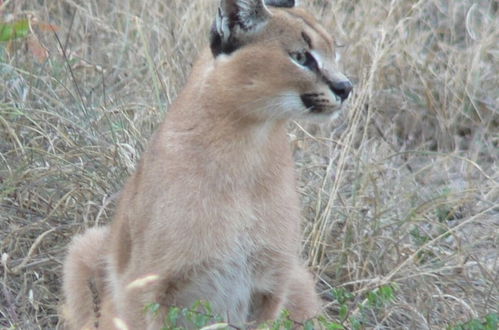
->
[
  {"left": 211, "top": 0, "right": 271, "bottom": 57},
  {"left": 210, "top": 22, "right": 240, "bottom": 57},
  {"left": 265, "top": 0, "right": 295, "bottom": 8},
  {"left": 210, "top": 23, "right": 224, "bottom": 57}
]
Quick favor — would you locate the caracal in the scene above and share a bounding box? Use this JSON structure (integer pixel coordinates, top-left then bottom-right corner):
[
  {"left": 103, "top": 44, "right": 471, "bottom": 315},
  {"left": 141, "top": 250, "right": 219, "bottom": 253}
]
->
[{"left": 62, "top": 0, "right": 352, "bottom": 328}]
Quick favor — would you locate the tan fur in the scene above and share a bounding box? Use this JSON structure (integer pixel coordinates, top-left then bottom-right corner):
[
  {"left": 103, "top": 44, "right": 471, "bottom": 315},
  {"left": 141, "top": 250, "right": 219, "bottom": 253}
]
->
[{"left": 62, "top": 1, "right": 351, "bottom": 328}]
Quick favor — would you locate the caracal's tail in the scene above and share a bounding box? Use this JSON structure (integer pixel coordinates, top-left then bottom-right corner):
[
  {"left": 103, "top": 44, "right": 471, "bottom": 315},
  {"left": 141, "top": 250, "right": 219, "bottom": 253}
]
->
[{"left": 61, "top": 226, "right": 110, "bottom": 329}]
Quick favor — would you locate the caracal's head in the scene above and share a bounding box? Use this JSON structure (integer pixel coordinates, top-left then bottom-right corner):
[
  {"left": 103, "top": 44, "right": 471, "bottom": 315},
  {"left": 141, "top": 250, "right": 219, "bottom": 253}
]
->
[{"left": 210, "top": 0, "right": 352, "bottom": 121}]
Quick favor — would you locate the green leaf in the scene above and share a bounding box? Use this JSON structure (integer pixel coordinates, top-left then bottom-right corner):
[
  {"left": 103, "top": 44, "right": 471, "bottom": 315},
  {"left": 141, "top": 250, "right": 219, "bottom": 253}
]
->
[
  {"left": 145, "top": 302, "right": 161, "bottom": 315},
  {"left": 167, "top": 307, "right": 181, "bottom": 326},
  {"left": 202, "top": 300, "right": 213, "bottom": 314},
  {"left": 350, "top": 317, "right": 362, "bottom": 330},
  {"left": 191, "top": 300, "right": 202, "bottom": 311},
  {"left": 379, "top": 285, "right": 395, "bottom": 302},
  {"left": 331, "top": 288, "right": 354, "bottom": 305},
  {"left": 282, "top": 319, "right": 294, "bottom": 329},
  {"left": 326, "top": 322, "right": 345, "bottom": 330},
  {"left": 367, "top": 291, "right": 379, "bottom": 307},
  {"left": 0, "top": 19, "right": 30, "bottom": 42},
  {"left": 194, "top": 313, "right": 209, "bottom": 327},
  {"left": 465, "top": 319, "right": 483, "bottom": 330},
  {"left": 485, "top": 313, "right": 498, "bottom": 329},
  {"left": 339, "top": 304, "right": 349, "bottom": 321},
  {"left": 304, "top": 320, "right": 315, "bottom": 330}
]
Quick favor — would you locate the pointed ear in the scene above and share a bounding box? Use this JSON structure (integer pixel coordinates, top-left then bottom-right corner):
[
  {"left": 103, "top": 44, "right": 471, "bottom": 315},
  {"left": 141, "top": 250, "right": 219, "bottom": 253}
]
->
[
  {"left": 265, "top": 0, "right": 295, "bottom": 8},
  {"left": 211, "top": 0, "right": 271, "bottom": 56}
]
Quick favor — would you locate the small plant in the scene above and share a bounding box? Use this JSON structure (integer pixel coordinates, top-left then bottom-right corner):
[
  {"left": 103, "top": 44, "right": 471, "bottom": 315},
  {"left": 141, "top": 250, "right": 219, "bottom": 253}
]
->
[
  {"left": 449, "top": 313, "right": 498, "bottom": 330},
  {"left": 330, "top": 287, "right": 354, "bottom": 324},
  {"left": 264, "top": 310, "right": 295, "bottom": 330},
  {"left": 0, "top": 18, "right": 30, "bottom": 42},
  {"left": 146, "top": 301, "right": 225, "bottom": 330},
  {"left": 327, "top": 285, "right": 397, "bottom": 329},
  {"left": 146, "top": 302, "right": 323, "bottom": 329},
  {"left": 0, "top": 14, "right": 58, "bottom": 62},
  {"left": 366, "top": 284, "right": 396, "bottom": 309}
]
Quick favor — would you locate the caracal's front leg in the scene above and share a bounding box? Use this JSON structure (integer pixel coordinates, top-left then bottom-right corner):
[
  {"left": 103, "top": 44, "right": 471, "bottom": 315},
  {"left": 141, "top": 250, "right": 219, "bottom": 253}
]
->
[
  {"left": 250, "top": 255, "right": 293, "bottom": 323},
  {"left": 284, "top": 264, "right": 322, "bottom": 322}
]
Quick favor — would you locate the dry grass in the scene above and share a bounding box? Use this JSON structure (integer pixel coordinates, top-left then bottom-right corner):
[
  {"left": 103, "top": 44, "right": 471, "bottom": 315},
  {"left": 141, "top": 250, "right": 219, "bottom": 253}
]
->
[{"left": 0, "top": 0, "right": 497, "bottom": 329}]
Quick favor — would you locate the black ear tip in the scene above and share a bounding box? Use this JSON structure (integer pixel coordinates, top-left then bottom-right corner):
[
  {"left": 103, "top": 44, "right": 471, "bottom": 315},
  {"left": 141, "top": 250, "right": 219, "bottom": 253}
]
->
[
  {"left": 265, "top": 0, "right": 295, "bottom": 8},
  {"left": 210, "top": 25, "right": 223, "bottom": 57}
]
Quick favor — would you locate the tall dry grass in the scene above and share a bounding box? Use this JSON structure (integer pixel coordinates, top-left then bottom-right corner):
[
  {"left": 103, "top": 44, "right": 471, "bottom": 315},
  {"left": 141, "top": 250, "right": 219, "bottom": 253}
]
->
[{"left": 0, "top": 0, "right": 497, "bottom": 329}]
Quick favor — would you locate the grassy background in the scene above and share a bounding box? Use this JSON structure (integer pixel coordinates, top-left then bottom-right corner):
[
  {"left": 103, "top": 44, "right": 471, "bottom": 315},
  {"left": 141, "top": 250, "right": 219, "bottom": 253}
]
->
[{"left": 1, "top": 0, "right": 497, "bottom": 328}]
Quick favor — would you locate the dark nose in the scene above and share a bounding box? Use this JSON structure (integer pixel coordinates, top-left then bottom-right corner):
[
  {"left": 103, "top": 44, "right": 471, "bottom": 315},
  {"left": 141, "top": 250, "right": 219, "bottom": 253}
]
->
[{"left": 329, "top": 80, "right": 353, "bottom": 102}]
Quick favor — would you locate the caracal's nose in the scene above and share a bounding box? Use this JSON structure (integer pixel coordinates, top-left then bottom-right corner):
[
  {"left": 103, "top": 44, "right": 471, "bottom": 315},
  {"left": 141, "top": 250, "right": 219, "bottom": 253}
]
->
[{"left": 329, "top": 79, "right": 353, "bottom": 102}]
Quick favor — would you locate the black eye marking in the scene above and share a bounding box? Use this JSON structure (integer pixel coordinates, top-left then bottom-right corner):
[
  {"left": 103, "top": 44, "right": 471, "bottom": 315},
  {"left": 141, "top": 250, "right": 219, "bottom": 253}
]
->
[
  {"left": 301, "top": 32, "right": 312, "bottom": 49},
  {"left": 289, "top": 51, "right": 319, "bottom": 72},
  {"left": 290, "top": 50, "right": 318, "bottom": 72},
  {"left": 265, "top": 0, "right": 295, "bottom": 8},
  {"left": 303, "top": 52, "right": 318, "bottom": 71}
]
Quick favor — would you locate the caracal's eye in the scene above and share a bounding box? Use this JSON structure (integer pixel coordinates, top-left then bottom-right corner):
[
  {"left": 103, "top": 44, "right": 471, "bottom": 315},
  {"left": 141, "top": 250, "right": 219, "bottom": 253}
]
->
[
  {"left": 290, "top": 51, "right": 306, "bottom": 66},
  {"left": 289, "top": 51, "right": 318, "bottom": 71}
]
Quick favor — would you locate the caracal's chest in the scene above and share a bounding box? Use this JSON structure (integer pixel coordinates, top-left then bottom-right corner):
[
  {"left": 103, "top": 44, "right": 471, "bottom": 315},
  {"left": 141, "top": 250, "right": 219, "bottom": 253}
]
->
[
  {"left": 172, "top": 232, "right": 264, "bottom": 323},
  {"left": 171, "top": 188, "right": 295, "bottom": 322}
]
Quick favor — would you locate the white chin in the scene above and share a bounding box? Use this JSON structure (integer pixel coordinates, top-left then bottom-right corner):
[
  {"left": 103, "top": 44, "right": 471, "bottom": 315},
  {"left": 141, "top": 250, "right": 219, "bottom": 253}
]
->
[
  {"left": 328, "top": 107, "right": 345, "bottom": 121},
  {"left": 300, "top": 105, "right": 346, "bottom": 122}
]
